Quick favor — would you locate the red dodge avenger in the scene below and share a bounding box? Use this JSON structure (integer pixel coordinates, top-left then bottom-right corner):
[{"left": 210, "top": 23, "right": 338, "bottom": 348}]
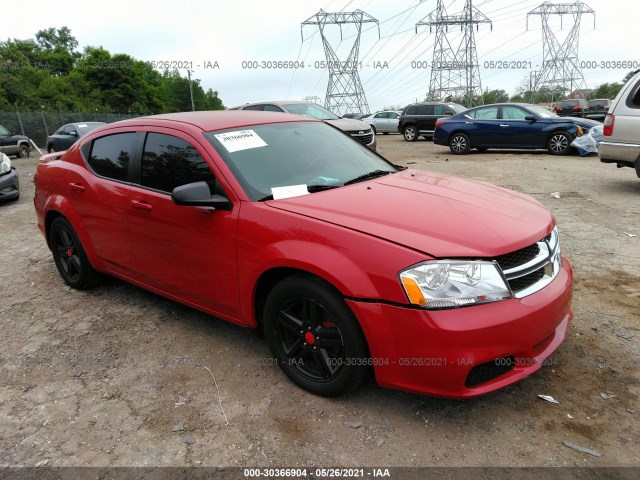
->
[{"left": 34, "top": 111, "right": 573, "bottom": 398}]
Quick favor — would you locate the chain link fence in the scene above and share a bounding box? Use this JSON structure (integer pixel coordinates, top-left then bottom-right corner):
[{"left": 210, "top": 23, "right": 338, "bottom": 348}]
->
[{"left": 0, "top": 111, "right": 139, "bottom": 150}]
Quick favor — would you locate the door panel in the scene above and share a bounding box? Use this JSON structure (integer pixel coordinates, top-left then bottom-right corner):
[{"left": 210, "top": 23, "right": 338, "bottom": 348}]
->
[{"left": 126, "top": 131, "right": 241, "bottom": 319}]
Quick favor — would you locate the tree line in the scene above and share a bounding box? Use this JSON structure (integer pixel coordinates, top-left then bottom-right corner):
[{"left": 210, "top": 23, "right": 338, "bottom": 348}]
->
[{"left": 0, "top": 27, "right": 224, "bottom": 114}]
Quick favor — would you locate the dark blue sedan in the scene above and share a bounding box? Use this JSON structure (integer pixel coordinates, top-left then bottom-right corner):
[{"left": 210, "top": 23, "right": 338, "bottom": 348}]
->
[{"left": 433, "top": 103, "right": 601, "bottom": 155}]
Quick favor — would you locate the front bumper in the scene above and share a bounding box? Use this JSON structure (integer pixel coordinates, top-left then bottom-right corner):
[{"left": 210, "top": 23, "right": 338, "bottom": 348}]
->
[
  {"left": 348, "top": 256, "right": 573, "bottom": 398},
  {"left": 0, "top": 167, "right": 19, "bottom": 201}
]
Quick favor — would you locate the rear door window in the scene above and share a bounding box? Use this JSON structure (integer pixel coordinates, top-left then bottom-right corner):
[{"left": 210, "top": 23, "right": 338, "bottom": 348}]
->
[
  {"left": 416, "top": 105, "right": 434, "bottom": 115},
  {"left": 88, "top": 133, "right": 137, "bottom": 182}
]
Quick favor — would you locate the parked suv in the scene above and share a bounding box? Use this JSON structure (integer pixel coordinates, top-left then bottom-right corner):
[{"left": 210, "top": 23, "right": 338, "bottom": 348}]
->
[
  {"left": 600, "top": 70, "right": 640, "bottom": 177},
  {"left": 555, "top": 99, "right": 587, "bottom": 118},
  {"left": 0, "top": 125, "right": 31, "bottom": 158},
  {"left": 584, "top": 99, "right": 611, "bottom": 121},
  {"left": 398, "top": 102, "right": 466, "bottom": 141}
]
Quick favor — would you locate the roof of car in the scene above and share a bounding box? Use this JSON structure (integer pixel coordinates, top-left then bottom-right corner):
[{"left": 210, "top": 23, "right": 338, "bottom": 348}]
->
[
  {"left": 68, "top": 122, "right": 106, "bottom": 126},
  {"left": 103, "top": 110, "right": 319, "bottom": 132}
]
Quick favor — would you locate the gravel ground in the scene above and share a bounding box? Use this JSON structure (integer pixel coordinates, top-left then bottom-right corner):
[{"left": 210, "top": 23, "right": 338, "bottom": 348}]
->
[{"left": 0, "top": 135, "right": 638, "bottom": 471}]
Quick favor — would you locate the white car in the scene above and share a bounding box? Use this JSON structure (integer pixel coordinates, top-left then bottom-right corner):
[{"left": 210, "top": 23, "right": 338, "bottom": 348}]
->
[{"left": 363, "top": 111, "right": 401, "bottom": 134}]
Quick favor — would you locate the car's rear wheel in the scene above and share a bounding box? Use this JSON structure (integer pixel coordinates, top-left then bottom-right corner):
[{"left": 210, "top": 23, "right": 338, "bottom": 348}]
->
[
  {"left": 403, "top": 125, "right": 418, "bottom": 142},
  {"left": 449, "top": 133, "right": 471, "bottom": 154},
  {"left": 49, "top": 217, "right": 102, "bottom": 289},
  {"left": 547, "top": 131, "right": 573, "bottom": 155},
  {"left": 18, "top": 144, "right": 30, "bottom": 158},
  {"left": 263, "top": 274, "right": 369, "bottom": 397}
]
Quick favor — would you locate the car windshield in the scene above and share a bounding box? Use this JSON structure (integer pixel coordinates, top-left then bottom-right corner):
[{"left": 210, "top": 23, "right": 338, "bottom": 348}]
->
[
  {"left": 527, "top": 105, "right": 558, "bottom": 118},
  {"left": 204, "top": 121, "right": 397, "bottom": 201},
  {"left": 281, "top": 103, "right": 339, "bottom": 120},
  {"left": 76, "top": 123, "right": 104, "bottom": 134}
]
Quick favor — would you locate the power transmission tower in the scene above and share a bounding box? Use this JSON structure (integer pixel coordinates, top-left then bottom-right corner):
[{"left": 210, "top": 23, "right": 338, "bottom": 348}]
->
[
  {"left": 417, "top": 0, "right": 491, "bottom": 107},
  {"left": 302, "top": 95, "right": 322, "bottom": 104},
  {"left": 527, "top": 2, "right": 595, "bottom": 102},
  {"left": 302, "top": 10, "right": 379, "bottom": 116}
]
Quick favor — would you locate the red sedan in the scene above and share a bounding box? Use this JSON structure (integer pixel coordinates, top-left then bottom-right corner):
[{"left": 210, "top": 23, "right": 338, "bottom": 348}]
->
[{"left": 34, "top": 111, "right": 573, "bottom": 398}]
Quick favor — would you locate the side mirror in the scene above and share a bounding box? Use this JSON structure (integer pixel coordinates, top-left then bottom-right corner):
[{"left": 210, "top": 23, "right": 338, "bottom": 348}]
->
[
  {"left": 172, "top": 181, "right": 232, "bottom": 210},
  {"left": 525, "top": 115, "right": 537, "bottom": 122}
]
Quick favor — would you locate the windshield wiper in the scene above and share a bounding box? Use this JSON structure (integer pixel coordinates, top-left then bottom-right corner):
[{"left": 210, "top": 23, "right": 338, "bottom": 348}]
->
[
  {"left": 343, "top": 170, "right": 394, "bottom": 186},
  {"left": 307, "top": 184, "right": 341, "bottom": 193}
]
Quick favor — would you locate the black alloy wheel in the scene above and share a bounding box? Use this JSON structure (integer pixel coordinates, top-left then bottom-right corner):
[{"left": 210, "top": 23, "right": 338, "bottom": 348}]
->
[
  {"left": 263, "top": 275, "right": 369, "bottom": 397},
  {"left": 49, "top": 217, "right": 102, "bottom": 289}
]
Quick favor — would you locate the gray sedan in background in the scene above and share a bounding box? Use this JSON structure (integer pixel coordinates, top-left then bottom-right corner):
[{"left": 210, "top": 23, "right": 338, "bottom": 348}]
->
[{"left": 362, "top": 111, "right": 401, "bottom": 134}]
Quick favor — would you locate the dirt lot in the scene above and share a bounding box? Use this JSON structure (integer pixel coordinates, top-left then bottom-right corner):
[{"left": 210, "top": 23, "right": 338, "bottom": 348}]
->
[{"left": 1, "top": 135, "right": 639, "bottom": 471}]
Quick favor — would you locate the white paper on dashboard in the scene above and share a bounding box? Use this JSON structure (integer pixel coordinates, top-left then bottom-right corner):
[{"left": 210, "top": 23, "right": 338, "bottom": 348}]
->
[
  {"left": 271, "top": 184, "right": 310, "bottom": 200},
  {"left": 214, "top": 129, "right": 268, "bottom": 153}
]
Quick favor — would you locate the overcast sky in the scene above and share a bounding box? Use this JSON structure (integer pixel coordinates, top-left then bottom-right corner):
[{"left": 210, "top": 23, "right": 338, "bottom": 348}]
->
[{"left": 4, "top": 0, "right": 637, "bottom": 112}]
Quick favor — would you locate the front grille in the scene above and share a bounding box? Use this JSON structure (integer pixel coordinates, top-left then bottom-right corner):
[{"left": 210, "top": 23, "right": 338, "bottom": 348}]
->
[
  {"left": 495, "top": 244, "right": 540, "bottom": 270},
  {"left": 507, "top": 268, "right": 545, "bottom": 292},
  {"left": 493, "top": 228, "right": 561, "bottom": 298},
  {"left": 347, "top": 130, "right": 373, "bottom": 146},
  {"left": 465, "top": 356, "right": 514, "bottom": 388}
]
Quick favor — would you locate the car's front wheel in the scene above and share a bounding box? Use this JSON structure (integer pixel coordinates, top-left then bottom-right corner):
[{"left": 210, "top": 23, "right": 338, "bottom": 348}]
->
[
  {"left": 547, "top": 131, "right": 573, "bottom": 155},
  {"left": 47, "top": 144, "right": 56, "bottom": 153},
  {"left": 403, "top": 125, "right": 418, "bottom": 142},
  {"left": 49, "top": 217, "right": 103, "bottom": 289},
  {"left": 263, "top": 274, "right": 370, "bottom": 397},
  {"left": 449, "top": 133, "right": 471, "bottom": 154},
  {"left": 18, "top": 144, "right": 30, "bottom": 158}
]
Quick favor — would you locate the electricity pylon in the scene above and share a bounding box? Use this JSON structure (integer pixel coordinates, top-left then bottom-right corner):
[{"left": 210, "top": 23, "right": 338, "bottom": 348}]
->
[
  {"left": 417, "top": 0, "right": 491, "bottom": 107},
  {"left": 302, "top": 10, "right": 379, "bottom": 116},
  {"left": 302, "top": 96, "right": 322, "bottom": 104},
  {"left": 527, "top": 1, "right": 595, "bottom": 102}
]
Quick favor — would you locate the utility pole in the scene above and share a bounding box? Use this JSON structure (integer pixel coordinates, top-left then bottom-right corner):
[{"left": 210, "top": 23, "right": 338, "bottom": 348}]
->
[
  {"left": 302, "top": 9, "right": 379, "bottom": 116},
  {"left": 187, "top": 70, "right": 196, "bottom": 111},
  {"left": 417, "top": 0, "right": 491, "bottom": 107},
  {"left": 527, "top": 2, "right": 595, "bottom": 103}
]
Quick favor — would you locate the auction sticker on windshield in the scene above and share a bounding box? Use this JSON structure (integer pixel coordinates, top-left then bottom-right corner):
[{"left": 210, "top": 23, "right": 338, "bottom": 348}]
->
[
  {"left": 271, "top": 184, "right": 310, "bottom": 200},
  {"left": 214, "top": 129, "right": 268, "bottom": 153}
]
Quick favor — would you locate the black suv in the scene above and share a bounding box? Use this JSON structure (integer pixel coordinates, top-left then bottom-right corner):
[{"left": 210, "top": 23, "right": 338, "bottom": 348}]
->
[
  {"left": 555, "top": 99, "right": 588, "bottom": 118},
  {"left": 398, "top": 102, "right": 467, "bottom": 141},
  {"left": 0, "top": 125, "right": 31, "bottom": 158},
  {"left": 583, "top": 99, "right": 611, "bottom": 121}
]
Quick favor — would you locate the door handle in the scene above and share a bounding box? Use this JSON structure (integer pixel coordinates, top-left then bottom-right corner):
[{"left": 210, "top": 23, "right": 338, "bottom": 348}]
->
[
  {"left": 131, "top": 200, "right": 153, "bottom": 211},
  {"left": 465, "top": 121, "right": 474, "bottom": 124},
  {"left": 500, "top": 124, "right": 509, "bottom": 128},
  {"left": 69, "top": 182, "right": 85, "bottom": 192}
]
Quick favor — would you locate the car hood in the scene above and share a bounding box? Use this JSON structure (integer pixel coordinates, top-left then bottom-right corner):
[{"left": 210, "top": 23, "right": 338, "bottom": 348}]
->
[
  {"left": 326, "top": 117, "right": 372, "bottom": 132},
  {"left": 267, "top": 169, "right": 554, "bottom": 258}
]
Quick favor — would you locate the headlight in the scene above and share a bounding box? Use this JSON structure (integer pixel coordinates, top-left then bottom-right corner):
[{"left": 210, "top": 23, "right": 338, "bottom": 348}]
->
[
  {"left": 399, "top": 260, "right": 512, "bottom": 309},
  {"left": 0, "top": 155, "right": 11, "bottom": 174}
]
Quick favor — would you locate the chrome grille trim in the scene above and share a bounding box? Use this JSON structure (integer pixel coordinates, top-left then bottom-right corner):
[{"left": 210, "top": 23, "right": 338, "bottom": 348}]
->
[{"left": 498, "top": 228, "right": 561, "bottom": 299}]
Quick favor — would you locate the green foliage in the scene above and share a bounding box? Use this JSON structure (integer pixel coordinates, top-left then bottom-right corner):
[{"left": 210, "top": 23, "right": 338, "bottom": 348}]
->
[{"left": 0, "top": 27, "right": 224, "bottom": 114}]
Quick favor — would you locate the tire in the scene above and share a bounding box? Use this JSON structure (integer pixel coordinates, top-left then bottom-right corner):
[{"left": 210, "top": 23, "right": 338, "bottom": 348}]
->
[
  {"left": 449, "top": 132, "right": 471, "bottom": 154},
  {"left": 18, "top": 144, "right": 30, "bottom": 158},
  {"left": 47, "top": 144, "right": 56, "bottom": 153},
  {"left": 403, "top": 125, "right": 418, "bottom": 142},
  {"left": 49, "top": 217, "right": 103, "bottom": 289},
  {"left": 263, "top": 274, "right": 370, "bottom": 397},
  {"left": 547, "top": 131, "right": 573, "bottom": 155}
]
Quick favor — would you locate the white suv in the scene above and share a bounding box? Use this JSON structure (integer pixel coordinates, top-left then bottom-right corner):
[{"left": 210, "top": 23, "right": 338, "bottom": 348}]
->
[{"left": 600, "top": 70, "right": 640, "bottom": 177}]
